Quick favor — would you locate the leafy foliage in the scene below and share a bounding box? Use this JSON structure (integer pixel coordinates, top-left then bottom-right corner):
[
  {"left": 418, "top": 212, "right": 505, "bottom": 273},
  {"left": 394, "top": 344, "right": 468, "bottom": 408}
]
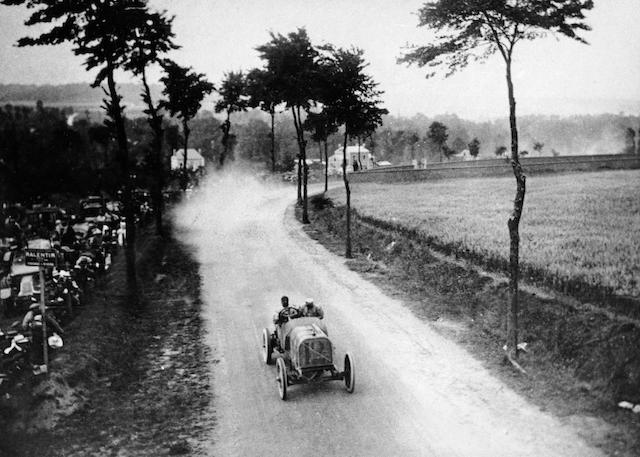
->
[
  {"left": 320, "top": 46, "right": 387, "bottom": 140},
  {"left": 468, "top": 137, "right": 481, "bottom": 157},
  {"left": 215, "top": 71, "right": 249, "bottom": 165},
  {"left": 399, "top": 0, "right": 594, "bottom": 76},
  {"left": 427, "top": 121, "right": 449, "bottom": 161},
  {"left": 245, "top": 68, "right": 282, "bottom": 114},
  {"left": 0, "top": 102, "right": 123, "bottom": 202},
  {"left": 215, "top": 72, "right": 249, "bottom": 117},
  {"left": 255, "top": 28, "right": 320, "bottom": 111},
  {"left": 160, "top": 61, "right": 214, "bottom": 124}
]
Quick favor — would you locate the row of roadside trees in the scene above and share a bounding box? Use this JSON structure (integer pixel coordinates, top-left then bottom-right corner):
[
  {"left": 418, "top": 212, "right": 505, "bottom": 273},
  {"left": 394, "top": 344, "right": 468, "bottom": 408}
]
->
[{"left": 214, "top": 29, "right": 388, "bottom": 255}]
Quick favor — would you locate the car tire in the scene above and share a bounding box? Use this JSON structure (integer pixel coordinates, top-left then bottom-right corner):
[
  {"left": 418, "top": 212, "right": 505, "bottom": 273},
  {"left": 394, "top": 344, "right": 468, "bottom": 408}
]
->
[
  {"left": 262, "top": 328, "right": 274, "bottom": 365},
  {"left": 344, "top": 352, "right": 355, "bottom": 393},
  {"left": 276, "top": 357, "right": 288, "bottom": 401}
]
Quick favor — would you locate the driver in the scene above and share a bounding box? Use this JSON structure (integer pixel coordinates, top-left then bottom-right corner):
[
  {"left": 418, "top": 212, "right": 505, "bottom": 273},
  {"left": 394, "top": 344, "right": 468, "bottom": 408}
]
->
[{"left": 273, "top": 295, "right": 299, "bottom": 326}]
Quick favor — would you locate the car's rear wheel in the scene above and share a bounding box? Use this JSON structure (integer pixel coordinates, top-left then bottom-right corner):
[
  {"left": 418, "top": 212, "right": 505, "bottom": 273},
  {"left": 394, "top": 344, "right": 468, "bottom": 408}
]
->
[
  {"left": 276, "top": 358, "right": 288, "bottom": 400},
  {"left": 262, "top": 328, "right": 273, "bottom": 365},
  {"left": 344, "top": 352, "right": 355, "bottom": 393}
]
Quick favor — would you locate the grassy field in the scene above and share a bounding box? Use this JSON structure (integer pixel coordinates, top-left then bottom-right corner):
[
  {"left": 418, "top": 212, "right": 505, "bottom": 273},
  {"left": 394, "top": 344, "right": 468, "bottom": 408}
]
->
[{"left": 326, "top": 169, "right": 640, "bottom": 298}]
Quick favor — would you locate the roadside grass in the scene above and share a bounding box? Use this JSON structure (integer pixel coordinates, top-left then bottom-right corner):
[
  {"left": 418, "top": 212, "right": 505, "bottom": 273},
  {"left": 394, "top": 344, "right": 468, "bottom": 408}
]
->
[
  {"left": 300, "top": 199, "right": 640, "bottom": 457},
  {"left": 326, "top": 169, "right": 640, "bottom": 304}
]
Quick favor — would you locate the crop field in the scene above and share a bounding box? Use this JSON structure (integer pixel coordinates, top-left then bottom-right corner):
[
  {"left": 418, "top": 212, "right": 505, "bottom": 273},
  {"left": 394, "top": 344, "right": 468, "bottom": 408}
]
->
[{"left": 326, "top": 169, "right": 640, "bottom": 298}]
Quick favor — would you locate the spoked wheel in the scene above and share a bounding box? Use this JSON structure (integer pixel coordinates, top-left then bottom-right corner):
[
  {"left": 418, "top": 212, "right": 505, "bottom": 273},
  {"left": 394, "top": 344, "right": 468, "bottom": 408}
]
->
[
  {"left": 276, "top": 358, "right": 288, "bottom": 400},
  {"left": 262, "top": 328, "right": 273, "bottom": 365},
  {"left": 344, "top": 352, "right": 355, "bottom": 393}
]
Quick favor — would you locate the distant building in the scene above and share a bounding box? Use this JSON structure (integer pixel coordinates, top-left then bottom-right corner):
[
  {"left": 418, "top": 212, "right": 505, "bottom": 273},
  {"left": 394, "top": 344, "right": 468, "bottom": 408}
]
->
[
  {"left": 171, "top": 149, "right": 205, "bottom": 170},
  {"left": 328, "top": 145, "right": 374, "bottom": 174},
  {"left": 450, "top": 149, "right": 473, "bottom": 161}
]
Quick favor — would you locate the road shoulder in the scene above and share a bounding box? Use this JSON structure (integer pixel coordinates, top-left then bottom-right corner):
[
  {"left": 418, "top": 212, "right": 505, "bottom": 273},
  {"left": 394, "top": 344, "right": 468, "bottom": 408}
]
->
[{"left": 294, "top": 196, "right": 640, "bottom": 457}]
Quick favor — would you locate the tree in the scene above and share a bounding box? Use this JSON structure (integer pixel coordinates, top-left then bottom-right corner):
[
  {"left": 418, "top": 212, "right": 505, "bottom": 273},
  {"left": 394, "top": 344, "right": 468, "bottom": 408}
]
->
[
  {"left": 468, "top": 137, "right": 481, "bottom": 158},
  {"left": 533, "top": 141, "right": 544, "bottom": 155},
  {"left": 215, "top": 71, "right": 249, "bottom": 167},
  {"left": 495, "top": 145, "right": 507, "bottom": 157},
  {"left": 160, "top": 60, "right": 214, "bottom": 190},
  {"left": 400, "top": 0, "right": 593, "bottom": 362},
  {"left": 321, "top": 46, "right": 387, "bottom": 258},
  {"left": 0, "top": 102, "right": 98, "bottom": 202},
  {"left": 256, "top": 28, "right": 319, "bottom": 223},
  {"left": 427, "top": 121, "right": 448, "bottom": 162},
  {"left": 443, "top": 144, "right": 456, "bottom": 160},
  {"left": 452, "top": 136, "right": 466, "bottom": 153},
  {"left": 125, "top": 8, "right": 178, "bottom": 236},
  {"left": 246, "top": 68, "right": 283, "bottom": 172},
  {"left": 304, "top": 110, "right": 338, "bottom": 192},
  {"left": 1, "top": 0, "right": 168, "bottom": 292},
  {"left": 623, "top": 127, "right": 636, "bottom": 155},
  {"left": 235, "top": 118, "right": 271, "bottom": 162},
  {"left": 406, "top": 131, "right": 421, "bottom": 161}
]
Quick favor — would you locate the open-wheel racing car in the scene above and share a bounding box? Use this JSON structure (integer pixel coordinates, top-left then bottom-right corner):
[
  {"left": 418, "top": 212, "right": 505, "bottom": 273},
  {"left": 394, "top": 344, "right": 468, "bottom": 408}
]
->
[{"left": 262, "top": 317, "right": 355, "bottom": 400}]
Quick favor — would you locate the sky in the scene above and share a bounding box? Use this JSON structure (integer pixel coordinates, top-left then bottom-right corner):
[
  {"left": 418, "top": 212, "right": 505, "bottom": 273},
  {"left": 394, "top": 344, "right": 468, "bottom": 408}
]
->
[{"left": 1, "top": 0, "right": 639, "bottom": 120}]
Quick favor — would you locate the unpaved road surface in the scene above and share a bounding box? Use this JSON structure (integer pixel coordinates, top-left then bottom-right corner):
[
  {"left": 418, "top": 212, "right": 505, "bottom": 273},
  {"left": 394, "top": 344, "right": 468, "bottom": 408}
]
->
[{"left": 175, "top": 172, "right": 603, "bottom": 457}]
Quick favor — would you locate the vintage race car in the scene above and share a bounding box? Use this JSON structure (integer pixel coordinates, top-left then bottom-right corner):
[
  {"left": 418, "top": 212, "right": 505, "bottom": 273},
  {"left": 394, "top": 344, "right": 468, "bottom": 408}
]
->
[{"left": 262, "top": 317, "right": 355, "bottom": 400}]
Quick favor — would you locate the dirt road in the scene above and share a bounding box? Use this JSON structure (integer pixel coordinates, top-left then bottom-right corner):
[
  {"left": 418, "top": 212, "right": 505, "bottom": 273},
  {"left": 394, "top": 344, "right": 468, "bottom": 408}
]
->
[{"left": 174, "top": 172, "right": 603, "bottom": 457}]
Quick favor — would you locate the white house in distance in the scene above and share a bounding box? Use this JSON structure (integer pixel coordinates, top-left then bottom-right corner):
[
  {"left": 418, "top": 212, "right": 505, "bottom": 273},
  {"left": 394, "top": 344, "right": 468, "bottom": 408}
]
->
[
  {"left": 450, "top": 149, "right": 473, "bottom": 161},
  {"left": 171, "top": 148, "right": 205, "bottom": 171},
  {"left": 328, "top": 145, "right": 374, "bottom": 174}
]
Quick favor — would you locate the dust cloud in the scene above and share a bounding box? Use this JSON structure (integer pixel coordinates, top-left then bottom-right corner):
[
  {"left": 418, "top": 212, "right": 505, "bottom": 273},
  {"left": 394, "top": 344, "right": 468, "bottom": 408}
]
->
[
  {"left": 172, "top": 165, "right": 284, "bottom": 237},
  {"left": 170, "top": 164, "right": 295, "bottom": 276}
]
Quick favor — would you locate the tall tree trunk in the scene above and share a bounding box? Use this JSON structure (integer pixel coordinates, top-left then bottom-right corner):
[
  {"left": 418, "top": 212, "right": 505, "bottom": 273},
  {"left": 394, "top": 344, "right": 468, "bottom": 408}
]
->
[
  {"left": 182, "top": 120, "right": 190, "bottom": 192},
  {"left": 220, "top": 112, "right": 230, "bottom": 167},
  {"left": 296, "top": 107, "right": 309, "bottom": 224},
  {"left": 324, "top": 140, "right": 329, "bottom": 193},
  {"left": 106, "top": 67, "right": 136, "bottom": 294},
  {"left": 292, "top": 107, "right": 309, "bottom": 222},
  {"left": 342, "top": 131, "right": 352, "bottom": 258},
  {"left": 141, "top": 69, "right": 164, "bottom": 236},
  {"left": 296, "top": 154, "right": 302, "bottom": 204},
  {"left": 505, "top": 58, "right": 526, "bottom": 360},
  {"left": 290, "top": 110, "right": 302, "bottom": 204},
  {"left": 270, "top": 107, "right": 276, "bottom": 172}
]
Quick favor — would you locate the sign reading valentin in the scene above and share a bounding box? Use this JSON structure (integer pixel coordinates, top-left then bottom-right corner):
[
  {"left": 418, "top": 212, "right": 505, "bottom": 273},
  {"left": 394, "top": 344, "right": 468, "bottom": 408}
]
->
[{"left": 25, "top": 249, "right": 57, "bottom": 267}]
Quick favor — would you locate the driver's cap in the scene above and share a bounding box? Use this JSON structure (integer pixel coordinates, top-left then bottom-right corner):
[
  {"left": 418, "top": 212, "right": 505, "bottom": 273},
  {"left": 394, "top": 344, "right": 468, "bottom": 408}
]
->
[{"left": 305, "top": 298, "right": 314, "bottom": 305}]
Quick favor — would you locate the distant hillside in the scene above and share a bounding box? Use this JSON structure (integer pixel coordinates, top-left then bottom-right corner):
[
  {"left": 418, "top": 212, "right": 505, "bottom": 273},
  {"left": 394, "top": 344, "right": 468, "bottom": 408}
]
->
[{"left": 0, "top": 82, "right": 164, "bottom": 109}]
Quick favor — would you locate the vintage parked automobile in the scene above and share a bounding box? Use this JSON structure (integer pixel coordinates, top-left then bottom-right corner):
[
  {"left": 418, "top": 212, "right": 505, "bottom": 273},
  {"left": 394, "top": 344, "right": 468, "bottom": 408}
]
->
[{"left": 262, "top": 317, "right": 355, "bottom": 400}]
